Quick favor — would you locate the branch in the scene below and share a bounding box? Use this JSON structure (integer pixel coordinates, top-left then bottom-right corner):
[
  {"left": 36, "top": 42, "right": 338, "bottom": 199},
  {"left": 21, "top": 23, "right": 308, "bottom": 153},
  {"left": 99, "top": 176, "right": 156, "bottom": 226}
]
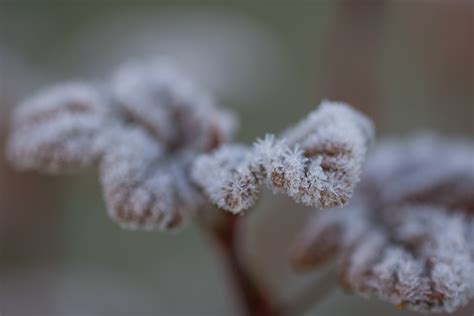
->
[{"left": 198, "top": 211, "right": 280, "bottom": 316}]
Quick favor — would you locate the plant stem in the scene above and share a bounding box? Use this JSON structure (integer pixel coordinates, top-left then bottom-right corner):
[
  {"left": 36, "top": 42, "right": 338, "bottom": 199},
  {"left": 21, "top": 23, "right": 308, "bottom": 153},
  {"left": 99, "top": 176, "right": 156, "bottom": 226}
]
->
[{"left": 200, "top": 212, "right": 280, "bottom": 316}]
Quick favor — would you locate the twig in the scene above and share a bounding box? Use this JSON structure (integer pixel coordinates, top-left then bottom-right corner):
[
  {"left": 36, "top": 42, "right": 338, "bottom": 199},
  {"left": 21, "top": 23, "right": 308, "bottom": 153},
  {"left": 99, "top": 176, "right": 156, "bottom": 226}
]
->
[{"left": 198, "top": 211, "right": 280, "bottom": 316}]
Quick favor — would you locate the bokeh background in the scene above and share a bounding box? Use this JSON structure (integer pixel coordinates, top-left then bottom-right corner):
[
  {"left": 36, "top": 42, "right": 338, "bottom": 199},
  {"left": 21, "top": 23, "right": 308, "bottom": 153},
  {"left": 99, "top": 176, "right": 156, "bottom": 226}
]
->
[{"left": 0, "top": 1, "right": 472, "bottom": 315}]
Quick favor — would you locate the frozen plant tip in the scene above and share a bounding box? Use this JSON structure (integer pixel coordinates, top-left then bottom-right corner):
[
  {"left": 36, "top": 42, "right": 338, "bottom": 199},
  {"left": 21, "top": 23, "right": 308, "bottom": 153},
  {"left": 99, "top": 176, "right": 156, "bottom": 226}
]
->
[
  {"left": 290, "top": 134, "right": 474, "bottom": 313},
  {"left": 7, "top": 60, "right": 237, "bottom": 231},
  {"left": 192, "top": 101, "right": 374, "bottom": 213}
]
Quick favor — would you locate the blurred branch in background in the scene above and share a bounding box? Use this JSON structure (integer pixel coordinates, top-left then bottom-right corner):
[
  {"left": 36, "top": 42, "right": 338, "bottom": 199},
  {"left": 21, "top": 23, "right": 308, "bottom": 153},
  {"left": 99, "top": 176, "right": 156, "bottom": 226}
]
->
[
  {"left": 413, "top": 1, "right": 473, "bottom": 135},
  {"left": 323, "top": 0, "right": 388, "bottom": 119}
]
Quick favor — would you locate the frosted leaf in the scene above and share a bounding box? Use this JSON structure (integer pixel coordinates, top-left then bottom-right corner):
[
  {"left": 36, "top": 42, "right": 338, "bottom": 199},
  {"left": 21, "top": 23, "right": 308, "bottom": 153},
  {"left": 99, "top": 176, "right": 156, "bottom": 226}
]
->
[
  {"left": 100, "top": 128, "right": 206, "bottom": 231},
  {"left": 192, "top": 101, "right": 374, "bottom": 213},
  {"left": 290, "top": 133, "right": 474, "bottom": 313},
  {"left": 111, "top": 60, "right": 237, "bottom": 151},
  {"left": 191, "top": 145, "right": 260, "bottom": 213},
  {"left": 7, "top": 83, "right": 108, "bottom": 173},
  {"left": 7, "top": 60, "right": 236, "bottom": 231},
  {"left": 363, "top": 134, "right": 474, "bottom": 210}
]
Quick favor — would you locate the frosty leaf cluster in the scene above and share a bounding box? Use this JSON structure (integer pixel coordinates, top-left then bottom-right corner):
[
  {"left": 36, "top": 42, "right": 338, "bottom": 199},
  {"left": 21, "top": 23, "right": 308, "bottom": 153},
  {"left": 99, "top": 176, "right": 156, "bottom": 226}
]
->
[
  {"left": 192, "top": 101, "right": 374, "bottom": 213},
  {"left": 291, "top": 134, "right": 474, "bottom": 313},
  {"left": 7, "top": 60, "right": 237, "bottom": 231}
]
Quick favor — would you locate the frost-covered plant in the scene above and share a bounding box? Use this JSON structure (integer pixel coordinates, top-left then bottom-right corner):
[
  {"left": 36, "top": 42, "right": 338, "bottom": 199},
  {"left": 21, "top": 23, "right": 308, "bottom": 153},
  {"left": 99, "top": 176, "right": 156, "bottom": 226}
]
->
[
  {"left": 7, "top": 60, "right": 237, "bottom": 231},
  {"left": 290, "top": 134, "right": 474, "bottom": 313},
  {"left": 7, "top": 58, "right": 380, "bottom": 316},
  {"left": 12, "top": 58, "right": 473, "bottom": 315},
  {"left": 192, "top": 101, "right": 374, "bottom": 214}
]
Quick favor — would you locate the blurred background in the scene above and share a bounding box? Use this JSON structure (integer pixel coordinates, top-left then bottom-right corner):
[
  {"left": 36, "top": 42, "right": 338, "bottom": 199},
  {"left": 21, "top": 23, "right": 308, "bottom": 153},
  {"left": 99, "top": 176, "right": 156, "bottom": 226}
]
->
[{"left": 0, "top": 1, "right": 472, "bottom": 315}]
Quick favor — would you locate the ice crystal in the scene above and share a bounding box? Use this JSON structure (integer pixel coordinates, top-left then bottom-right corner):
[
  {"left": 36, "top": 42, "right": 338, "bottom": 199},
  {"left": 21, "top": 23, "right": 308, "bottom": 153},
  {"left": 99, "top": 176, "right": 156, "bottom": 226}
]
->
[
  {"left": 7, "top": 60, "right": 237, "bottom": 231},
  {"left": 192, "top": 101, "right": 374, "bottom": 213},
  {"left": 290, "top": 134, "right": 474, "bottom": 313}
]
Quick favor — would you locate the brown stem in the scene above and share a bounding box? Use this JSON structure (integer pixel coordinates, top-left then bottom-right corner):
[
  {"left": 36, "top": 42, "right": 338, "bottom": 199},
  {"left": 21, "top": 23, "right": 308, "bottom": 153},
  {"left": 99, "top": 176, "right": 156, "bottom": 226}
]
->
[{"left": 199, "top": 212, "right": 280, "bottom": 316}]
